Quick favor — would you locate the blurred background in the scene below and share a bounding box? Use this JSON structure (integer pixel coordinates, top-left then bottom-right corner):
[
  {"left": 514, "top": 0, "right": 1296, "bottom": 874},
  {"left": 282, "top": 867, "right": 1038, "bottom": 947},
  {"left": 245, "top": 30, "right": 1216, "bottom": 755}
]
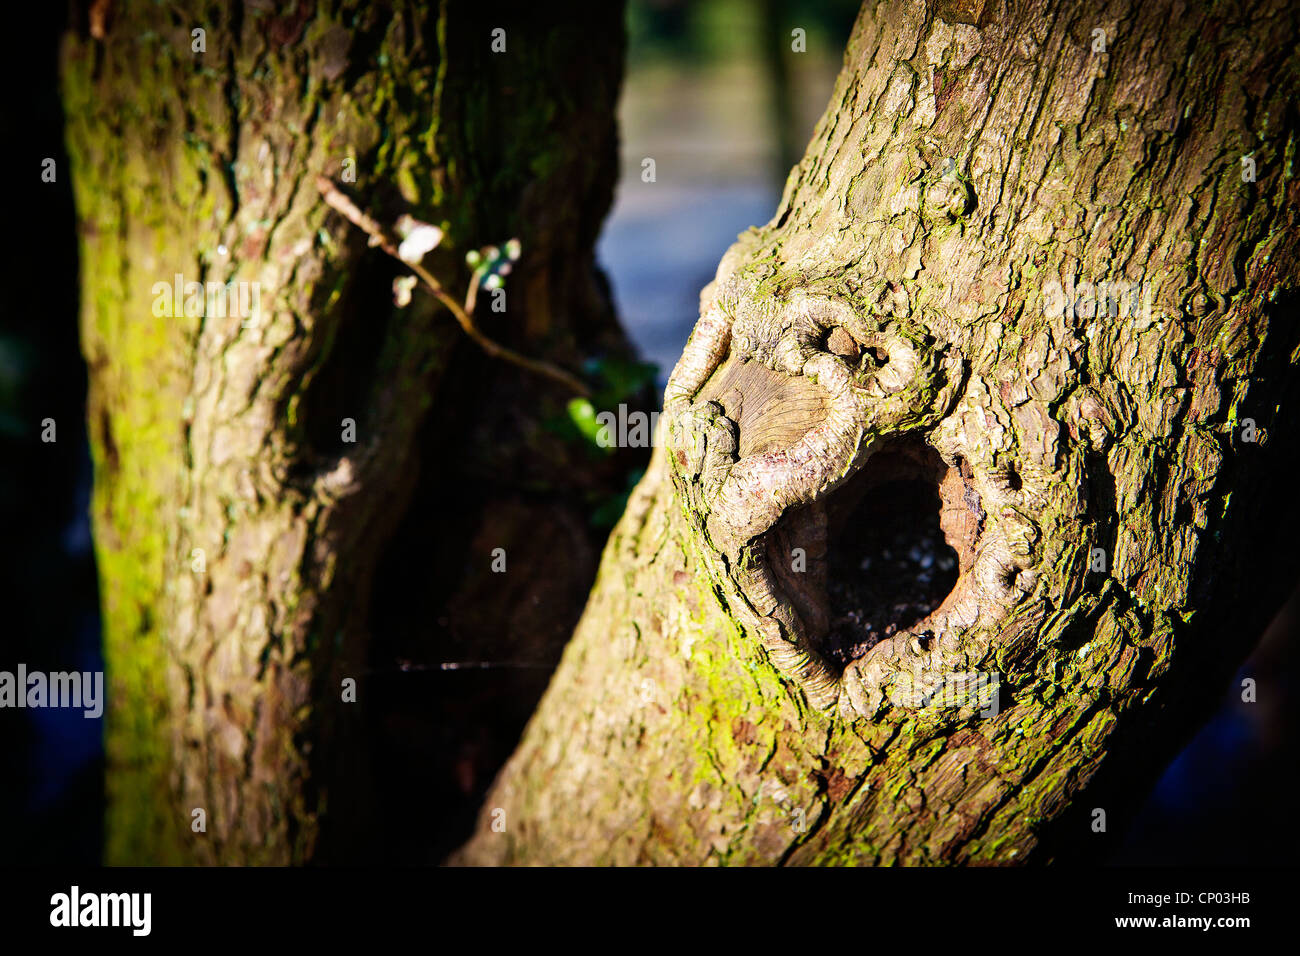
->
[{"left": 2, "top": 0, "right": 1296, "bottom": 865}]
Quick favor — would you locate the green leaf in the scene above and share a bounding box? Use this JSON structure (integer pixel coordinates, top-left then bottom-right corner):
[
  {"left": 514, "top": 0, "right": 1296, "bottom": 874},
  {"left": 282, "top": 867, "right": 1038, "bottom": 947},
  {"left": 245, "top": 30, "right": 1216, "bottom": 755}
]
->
[{"left": 566, "top": 397, "right": 612, "bottom": 453}]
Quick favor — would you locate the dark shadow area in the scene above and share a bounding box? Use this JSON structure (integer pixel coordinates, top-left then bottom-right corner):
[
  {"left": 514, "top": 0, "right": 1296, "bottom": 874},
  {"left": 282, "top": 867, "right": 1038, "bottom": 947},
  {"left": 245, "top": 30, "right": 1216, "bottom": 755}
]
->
[
  {"left": 767, "top": 436, "right": 964, "bottom": 668},
  {"left": 1110, "top": 586, "right": 1300, "bottom": 864},
  {"left": 0, "top": 2, "right": 103, "bottom": 865},
  {"left": 823, "top": 461, "right": 959, "bottom": 666}
]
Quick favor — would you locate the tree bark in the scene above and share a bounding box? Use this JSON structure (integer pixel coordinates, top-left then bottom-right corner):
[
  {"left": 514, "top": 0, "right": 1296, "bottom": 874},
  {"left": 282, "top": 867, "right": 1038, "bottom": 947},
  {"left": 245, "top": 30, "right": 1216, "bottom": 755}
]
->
[
  {"left": 62, "top": 0, "right": 630, "bottom": 864},
  {"left": 456, "top": 0, "right": 1300, "bottom": 864}
]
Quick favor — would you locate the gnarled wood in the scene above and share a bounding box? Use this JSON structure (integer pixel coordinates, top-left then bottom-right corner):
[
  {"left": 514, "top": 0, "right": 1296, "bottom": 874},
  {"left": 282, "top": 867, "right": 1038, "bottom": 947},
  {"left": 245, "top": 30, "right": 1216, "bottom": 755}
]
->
[{"left": 457, "top": 0, "right": 1300, "bottom": 865}]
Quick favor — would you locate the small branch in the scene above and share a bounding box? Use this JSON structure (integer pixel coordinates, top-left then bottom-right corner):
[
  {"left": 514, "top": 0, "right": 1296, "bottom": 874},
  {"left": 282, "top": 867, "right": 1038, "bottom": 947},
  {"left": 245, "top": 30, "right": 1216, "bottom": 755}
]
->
[
  {"left": 463, "top": 263, "right": 487, "bottom": 317},
  {"left": 315, "top": 176, "right": 591, "bottom": 398}
]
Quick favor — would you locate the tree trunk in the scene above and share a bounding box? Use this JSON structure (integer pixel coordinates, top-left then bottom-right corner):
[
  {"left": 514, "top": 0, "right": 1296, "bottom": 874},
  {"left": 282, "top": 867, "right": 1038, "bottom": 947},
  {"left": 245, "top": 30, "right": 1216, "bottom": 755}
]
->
[
  {"left": 62, "top": 0, "right": 631, "bottom": 864},
  {"left": 456, "top": 0, "right": 1300, "bottom": 865}
]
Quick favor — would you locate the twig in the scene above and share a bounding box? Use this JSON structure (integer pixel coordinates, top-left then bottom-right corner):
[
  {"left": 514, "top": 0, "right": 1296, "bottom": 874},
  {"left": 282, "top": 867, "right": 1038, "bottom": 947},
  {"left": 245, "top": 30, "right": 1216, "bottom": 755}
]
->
[
  {"left": 464, "top": 263, "right": 486, "bottom": 317},
  {"left": 315, "top": 176, "right": 591, "bottom": 398}
]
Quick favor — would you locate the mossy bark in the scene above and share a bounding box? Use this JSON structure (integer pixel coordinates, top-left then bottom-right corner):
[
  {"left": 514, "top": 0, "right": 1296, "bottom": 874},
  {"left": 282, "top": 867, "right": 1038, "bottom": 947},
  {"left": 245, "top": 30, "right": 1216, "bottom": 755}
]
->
[
  {"left": 457, "top": 0, "right": 1300, "bottom": 865},
  {"left": 62, "top": 0, "right": 628, "bottom": 864}
]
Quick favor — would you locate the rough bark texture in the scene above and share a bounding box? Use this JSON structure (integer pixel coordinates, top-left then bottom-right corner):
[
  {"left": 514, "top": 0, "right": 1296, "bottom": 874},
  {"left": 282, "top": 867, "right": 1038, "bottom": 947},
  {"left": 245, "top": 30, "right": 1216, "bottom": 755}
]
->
[
  {"left": 62, "top": 0, "right": 630, "bottom": 864},
  {"left": 458, "top": 0, "right": 1300, "bottom": 865}
]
